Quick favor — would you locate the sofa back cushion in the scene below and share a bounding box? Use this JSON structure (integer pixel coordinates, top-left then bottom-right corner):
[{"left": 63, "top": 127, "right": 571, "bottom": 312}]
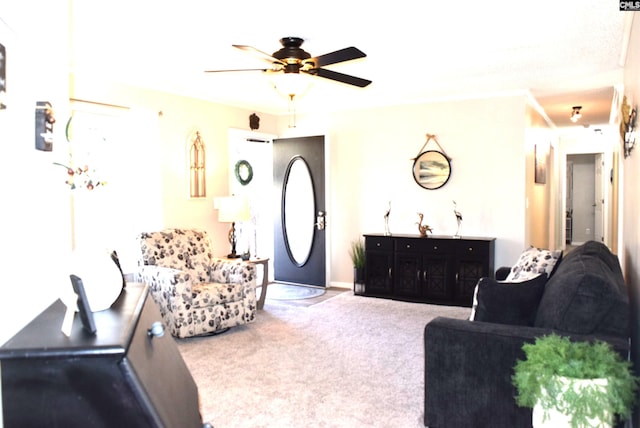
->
[
  {"left": 137, "top": 229, "right": 213, "bottom": 282},
  {"left": 534, "top": 241, "right": 629, "bottom": 338}
]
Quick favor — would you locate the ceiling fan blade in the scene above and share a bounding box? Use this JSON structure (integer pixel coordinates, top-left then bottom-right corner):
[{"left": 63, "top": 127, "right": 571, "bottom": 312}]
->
[
  {"left": 311, "top": 47, "right": 366, "bottom": 67},
  {"left": 308, "top": 68, "right": 372, "bottom": 88},
  {"left": 204, "top": 68, "right": 269, "bottom": 73},
  {"left": 233, "top": 44, "right": 284, "bottom": 65}
]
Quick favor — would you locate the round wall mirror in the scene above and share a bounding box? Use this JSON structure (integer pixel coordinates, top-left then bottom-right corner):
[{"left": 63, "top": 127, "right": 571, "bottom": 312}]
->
[{"left": 412, "top": 150, "right": 451, "bottom": 190}]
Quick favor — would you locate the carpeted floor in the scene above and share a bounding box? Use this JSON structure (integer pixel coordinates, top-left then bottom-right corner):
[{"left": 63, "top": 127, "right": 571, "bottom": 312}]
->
[{"left": 177, "top": 291, "right": 471, "bottom": 427}]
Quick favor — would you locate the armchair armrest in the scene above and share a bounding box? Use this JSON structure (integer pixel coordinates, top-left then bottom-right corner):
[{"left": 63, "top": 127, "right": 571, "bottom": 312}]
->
[
  {"left": 136, "top": 265, "right": 193, "bottom": 298},
  {"left": 424, "top": 316, "right": 629, "bottom": 428},
  {"left": 210, "top": 258, "right": 257, "bottom": 291}
]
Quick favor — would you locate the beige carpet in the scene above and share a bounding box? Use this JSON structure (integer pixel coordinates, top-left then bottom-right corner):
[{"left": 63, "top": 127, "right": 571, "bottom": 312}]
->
[{"left": 177, "top": 292, "right": 471, "bottom": 427}]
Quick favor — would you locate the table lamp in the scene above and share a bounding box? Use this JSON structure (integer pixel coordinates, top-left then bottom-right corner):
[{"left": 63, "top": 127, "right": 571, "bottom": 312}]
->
[{"left": 214, "top": 195, "right": 250, "bottom": 258}]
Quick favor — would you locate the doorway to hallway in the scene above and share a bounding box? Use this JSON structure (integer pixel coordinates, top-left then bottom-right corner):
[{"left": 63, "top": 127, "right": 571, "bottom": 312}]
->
[{"left": 566, "top": 153, "right": 602, "bottom": 245}]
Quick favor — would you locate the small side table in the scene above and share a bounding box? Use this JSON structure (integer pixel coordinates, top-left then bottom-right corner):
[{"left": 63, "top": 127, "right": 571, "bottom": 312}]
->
[{"left": 247, "top": 257, "right": 269, "bottom": 310}]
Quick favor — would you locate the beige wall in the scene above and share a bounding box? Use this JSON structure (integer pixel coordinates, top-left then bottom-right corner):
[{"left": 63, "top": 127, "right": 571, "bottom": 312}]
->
[
  {"left": 70, "top": 74, "right": 279, "bottom": 266},
  {"left": 277, "top": 95, "right": 546, "bottom": 286}
]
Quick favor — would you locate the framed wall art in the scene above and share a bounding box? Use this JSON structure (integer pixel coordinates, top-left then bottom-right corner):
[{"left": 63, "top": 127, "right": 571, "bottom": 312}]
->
[
  {"left": 535, "top": 143, "right": 547, "bottom": 184},
  {"left": 1, "top": 39, "right": 6, "bottom": 109}
]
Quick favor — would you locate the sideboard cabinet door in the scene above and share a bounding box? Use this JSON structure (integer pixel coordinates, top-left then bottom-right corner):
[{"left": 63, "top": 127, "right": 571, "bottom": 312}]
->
[
  {"left": 454, "top": 239, "right": 495, "bottom": 305},
  {"left": 363, "top": 235, "right": 394, "bottom": 297}
]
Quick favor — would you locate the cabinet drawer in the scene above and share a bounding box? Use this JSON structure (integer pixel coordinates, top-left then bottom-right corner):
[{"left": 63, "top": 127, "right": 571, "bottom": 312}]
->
[
  {"left": 365, "top": 236, "right": 393, "bottom": 251},
  {"left": 458, "top": 241, "right": 490, "bottom": 257},
  {"left": 395, "top": 238, "right": 453, "bottom": 254}
]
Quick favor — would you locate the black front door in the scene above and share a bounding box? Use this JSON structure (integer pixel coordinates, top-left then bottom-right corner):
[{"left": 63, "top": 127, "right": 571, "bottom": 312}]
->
[{"left": 273, "top": 135, "right": 326, "bottom": 287}]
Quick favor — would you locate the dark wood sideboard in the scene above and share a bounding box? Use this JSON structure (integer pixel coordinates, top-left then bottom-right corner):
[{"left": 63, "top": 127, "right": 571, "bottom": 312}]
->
[
  {"left": 362, "top": 234, "right": 495, "bottom": 307},
  {"left": 0, "top": 284, "right": 208, "bottom": 428}
]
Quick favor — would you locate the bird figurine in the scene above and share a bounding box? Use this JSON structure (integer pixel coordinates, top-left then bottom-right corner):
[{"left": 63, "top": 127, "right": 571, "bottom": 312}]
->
[
  {"left": 384, "top": 201, "right": 391, "bottom": 235},
  {"left": 416, "top": 213, "right": 433, "bottom": 237},
  {"left": 453, "top": 200, "right": 463, "bottom": 238}
]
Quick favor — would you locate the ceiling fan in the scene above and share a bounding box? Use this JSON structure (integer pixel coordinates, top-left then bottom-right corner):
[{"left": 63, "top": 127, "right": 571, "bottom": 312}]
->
[{"left": 205, "top": 36, "right": 372, "bottom": 88}]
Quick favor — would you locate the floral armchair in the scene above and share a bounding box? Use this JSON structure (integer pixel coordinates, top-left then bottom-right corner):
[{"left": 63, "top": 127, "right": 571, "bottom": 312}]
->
[{"left": 135, "top": 228, "right": 257, "bottom": 338}]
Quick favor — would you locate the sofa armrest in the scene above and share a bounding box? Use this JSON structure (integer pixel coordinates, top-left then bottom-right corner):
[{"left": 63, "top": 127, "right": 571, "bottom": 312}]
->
[
  {"left": 495, "top": 266, "right": 511, "bottom": 281},
  {"left": 424, "top": 316, "right": 629, "bottom": 428}
]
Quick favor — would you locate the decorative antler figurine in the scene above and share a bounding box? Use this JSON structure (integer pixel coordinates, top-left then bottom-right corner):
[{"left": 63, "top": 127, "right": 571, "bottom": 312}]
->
[{"left": 416, "top": 213, "right": 433, "bottom": 237}]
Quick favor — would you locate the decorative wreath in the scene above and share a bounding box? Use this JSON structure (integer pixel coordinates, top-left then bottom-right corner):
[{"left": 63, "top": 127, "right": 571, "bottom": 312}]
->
[{"left": 234, "top": 160, "right": 253, "bottom": 185}]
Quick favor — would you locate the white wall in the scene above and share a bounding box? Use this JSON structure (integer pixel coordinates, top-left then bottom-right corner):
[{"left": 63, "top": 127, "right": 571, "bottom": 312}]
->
[
  {"left": 278, "top": 94, "right": 536, "bottom": 286},
  {"left": 0, "top": 3, "right": 72, "bottom": 345}
]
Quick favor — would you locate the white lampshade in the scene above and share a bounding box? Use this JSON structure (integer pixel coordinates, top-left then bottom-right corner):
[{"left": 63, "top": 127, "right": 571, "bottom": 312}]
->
[{"left": 214, "top": 195, "right": 250, "bottom": 223}]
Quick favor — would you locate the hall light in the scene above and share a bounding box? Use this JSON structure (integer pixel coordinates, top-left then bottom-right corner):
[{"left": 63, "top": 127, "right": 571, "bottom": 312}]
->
[{"left": 570, "top": 106, "right": 582, "bottom": 123}]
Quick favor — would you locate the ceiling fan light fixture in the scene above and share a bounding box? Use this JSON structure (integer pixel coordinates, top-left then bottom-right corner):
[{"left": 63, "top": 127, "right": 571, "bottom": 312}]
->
[
  {"left": 570, "top": 106, "right": 582, "bottom": 123},
  {"left": 271, "top": 72, "right": 313, "bottom": 99}
]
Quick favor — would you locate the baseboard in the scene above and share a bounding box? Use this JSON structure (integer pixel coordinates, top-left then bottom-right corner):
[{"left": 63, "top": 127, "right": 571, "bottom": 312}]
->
[{"left": 329, "top": 281, "right": 352, "bottom": 291}]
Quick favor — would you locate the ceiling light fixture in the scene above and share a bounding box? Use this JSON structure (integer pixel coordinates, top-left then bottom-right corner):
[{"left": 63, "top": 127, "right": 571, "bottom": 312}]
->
[
  {"left": 570, "top": 106, "right": 582, "bottom": 123},
  {"left": 271, "top": 72, "right": 313, "bottom": 128}
]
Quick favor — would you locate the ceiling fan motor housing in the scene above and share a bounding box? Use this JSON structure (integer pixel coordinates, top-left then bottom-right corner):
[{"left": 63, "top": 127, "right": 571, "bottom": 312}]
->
[{"left": 273, "top": 37, "right": 312, "bottom": 70}]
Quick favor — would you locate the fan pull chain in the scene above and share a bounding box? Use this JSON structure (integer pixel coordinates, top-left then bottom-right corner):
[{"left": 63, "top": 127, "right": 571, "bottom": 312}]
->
[{"left": 288, "top": 94, "right": 297, "bottom": 128}]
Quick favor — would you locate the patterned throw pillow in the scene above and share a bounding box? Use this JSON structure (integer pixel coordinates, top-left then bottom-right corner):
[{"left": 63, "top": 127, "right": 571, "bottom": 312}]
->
[{"left": 505, "top": 247, "right": 563, "bottom": 282}]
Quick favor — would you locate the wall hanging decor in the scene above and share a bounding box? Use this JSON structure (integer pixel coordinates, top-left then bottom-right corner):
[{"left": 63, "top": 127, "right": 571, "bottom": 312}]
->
[
  {"left": 534, "top": 143, "right": 547, "bottom": 184},
  {"left": 53, "top": 114, "right": 107, "bottom": 190},
  {"left": 35, "top": 101, "right": 55, "bottom": 151},
  {"left": 189, "top": 130, "right": 206, "bottom": 198},
  {"left": 0, "top": 42, "right": 5, "bottom": 110},
  {"left": 249, "top": 113, "right": 260, "bottom": 130},
  {"left": 234, "top": 159, "right": 253, "bottom": 185},
  {"left": 412, "top": 134, "right": 452, "bottom": 190}
]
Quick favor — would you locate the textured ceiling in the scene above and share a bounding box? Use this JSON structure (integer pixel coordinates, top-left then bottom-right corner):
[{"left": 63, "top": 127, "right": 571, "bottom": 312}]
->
[{"left": 69, "top": 1, "right": 631, "bottom": 128}]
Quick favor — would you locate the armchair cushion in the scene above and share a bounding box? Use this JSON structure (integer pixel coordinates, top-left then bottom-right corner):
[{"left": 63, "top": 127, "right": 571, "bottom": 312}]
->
[
  {"left": 191, "top": 282, "right": 244, "bottom": 308},
  {"left": 473, "top": 274, "right": 547, "bottom": 326}
]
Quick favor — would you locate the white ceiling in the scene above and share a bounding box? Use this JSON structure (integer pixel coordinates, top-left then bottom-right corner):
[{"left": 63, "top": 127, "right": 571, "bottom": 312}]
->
[{"left": 69, "top": 1, "right": 631, "bottom": 128}]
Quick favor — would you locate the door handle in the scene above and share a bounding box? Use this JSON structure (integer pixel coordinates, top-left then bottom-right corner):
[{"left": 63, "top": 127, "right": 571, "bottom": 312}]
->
[{"left": 315, "top": 211, "right": 326, "bottom": 230}]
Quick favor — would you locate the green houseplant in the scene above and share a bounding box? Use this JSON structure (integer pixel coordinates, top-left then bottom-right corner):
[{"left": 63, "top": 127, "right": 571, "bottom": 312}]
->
[
  {"left": 512, "top": 334, "right": 638, "bottom": 428},
  {"left": 349, "top": 239, "right": 365, "bottom": 294}
]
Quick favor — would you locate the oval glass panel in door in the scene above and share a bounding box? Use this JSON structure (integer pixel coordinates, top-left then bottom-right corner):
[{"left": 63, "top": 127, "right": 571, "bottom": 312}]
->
[{"left": 283, "top": 156, "right": 316, "bottom": 266}]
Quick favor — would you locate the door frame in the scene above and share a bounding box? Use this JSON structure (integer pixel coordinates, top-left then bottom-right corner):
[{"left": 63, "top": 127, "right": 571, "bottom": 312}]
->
[
  {"left": 228, "top": 128, "right": 332, "bottom": 286},
  {"left": 273, "top": 134, "right": 330, "bottom": 287},
  {"left": 556, "top": 127, "right": 616, "bottom": 251}
]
